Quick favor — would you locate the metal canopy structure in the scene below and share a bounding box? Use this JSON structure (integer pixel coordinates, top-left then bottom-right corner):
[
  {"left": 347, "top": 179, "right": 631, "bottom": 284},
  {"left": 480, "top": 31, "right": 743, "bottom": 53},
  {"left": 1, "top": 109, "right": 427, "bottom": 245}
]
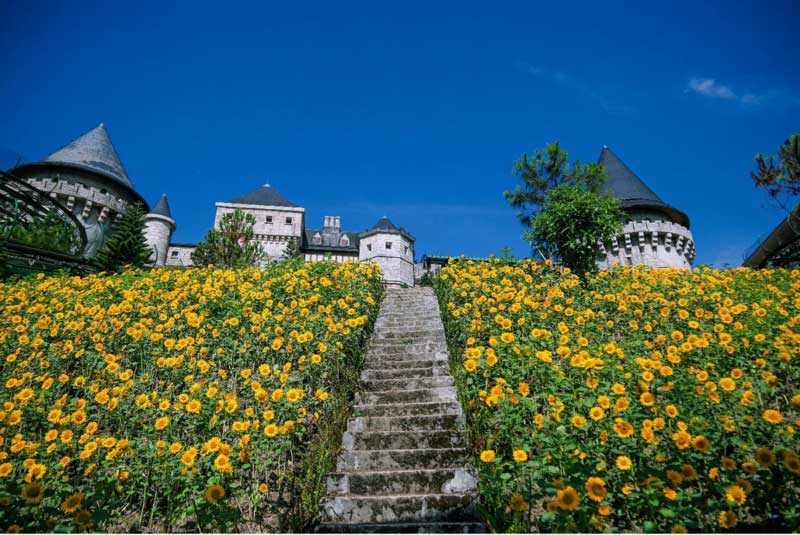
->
[{"left": 0, "top": 170, "right": 92, "bottom": 276}]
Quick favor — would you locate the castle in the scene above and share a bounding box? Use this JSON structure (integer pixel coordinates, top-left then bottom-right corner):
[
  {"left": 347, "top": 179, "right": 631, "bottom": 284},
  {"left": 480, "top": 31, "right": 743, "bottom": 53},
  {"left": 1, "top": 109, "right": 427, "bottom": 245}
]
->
[
  {"left": 8, "top": 124, "right": 416, "bottom": 286},
  {"left": 6, "top": 124, "right": 694, "bottom": 281}
]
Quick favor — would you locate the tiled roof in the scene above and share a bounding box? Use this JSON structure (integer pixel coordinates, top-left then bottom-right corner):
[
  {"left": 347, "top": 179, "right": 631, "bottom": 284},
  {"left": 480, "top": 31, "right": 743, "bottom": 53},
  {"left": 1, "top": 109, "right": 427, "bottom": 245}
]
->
[
  {"left": 598, "top": 146, "right": 690, "bottom": 228},
  {"left": 150, "top": 194, "right": 173, "bottom": 218},
  {"left": 44, "top": 124, "right": 134, "bottom": 189},
  {"left": 226, "top": 184, "right": 298, "bottom": 207}
]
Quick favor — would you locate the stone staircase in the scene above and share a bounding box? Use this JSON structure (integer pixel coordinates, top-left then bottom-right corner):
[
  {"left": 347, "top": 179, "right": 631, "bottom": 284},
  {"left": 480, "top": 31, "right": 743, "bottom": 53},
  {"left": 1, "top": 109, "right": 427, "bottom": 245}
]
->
[{"left": 317, "top": 287, "right": 484, "bottom": 533}]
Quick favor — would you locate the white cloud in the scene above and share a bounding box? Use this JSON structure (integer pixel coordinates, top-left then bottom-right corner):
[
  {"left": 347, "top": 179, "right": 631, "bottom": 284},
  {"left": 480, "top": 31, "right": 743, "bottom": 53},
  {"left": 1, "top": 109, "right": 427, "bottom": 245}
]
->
[{"left": 686, "top": 77, "right": 764, "bottom": 106}]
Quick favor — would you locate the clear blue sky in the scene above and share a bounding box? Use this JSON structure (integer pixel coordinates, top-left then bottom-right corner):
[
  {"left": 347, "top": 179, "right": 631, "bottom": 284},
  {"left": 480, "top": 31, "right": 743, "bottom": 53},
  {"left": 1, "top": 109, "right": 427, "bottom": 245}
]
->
[{"left": 2, "top": 0, "right": 798, "bottom": 266}]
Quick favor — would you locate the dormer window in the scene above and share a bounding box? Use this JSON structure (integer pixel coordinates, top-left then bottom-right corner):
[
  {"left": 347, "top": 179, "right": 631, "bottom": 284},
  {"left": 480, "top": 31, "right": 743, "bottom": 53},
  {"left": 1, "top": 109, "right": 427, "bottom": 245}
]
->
[
  {"left": 312, "top": 232, "right": 322, "bottom": 245},
  {"left": 340, "top": 235, "right": 350, "bottom": 247}
]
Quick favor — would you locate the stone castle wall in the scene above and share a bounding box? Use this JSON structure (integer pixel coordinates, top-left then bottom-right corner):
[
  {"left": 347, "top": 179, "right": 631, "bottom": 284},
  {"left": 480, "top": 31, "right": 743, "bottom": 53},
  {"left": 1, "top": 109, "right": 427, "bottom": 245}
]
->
[
  {"left": 144, "top": 214, "right": 175, "bottom": 267},
  {"left": 359, "top": 233, "right": 415, "bottom": 286},
  {"left": 597, "top": 215, "right": 695, "bottom": 269},
  {"left": 166, "top": 245, "right": 195, "bottom": 267},
  {"left": 214, "top": 202, "right": 304, "bottom": 260},
  {"left": 24, "top": 170, "right": 141, "bottom": 256}
]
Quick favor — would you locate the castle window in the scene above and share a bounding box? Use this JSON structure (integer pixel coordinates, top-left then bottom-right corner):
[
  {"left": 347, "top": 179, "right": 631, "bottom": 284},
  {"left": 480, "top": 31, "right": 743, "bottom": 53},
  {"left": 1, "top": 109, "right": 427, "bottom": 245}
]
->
[
  {"left": 266, "top": 216, "right": 273, "bottom": 223},
  {"left": 385, "top": 242, "right": 392, "bottom": 250},
  {"left": 285, "top": 217, "right": 293, "bottom": 224},
  {"left": 367, "top": 244, "right": 372, "bottom": 252},
  {"left": 405, "top": 246, "right": 409, "bottom": 255},
  {"left": 171, "top": 251, "right": 178, "bottom": 257}
]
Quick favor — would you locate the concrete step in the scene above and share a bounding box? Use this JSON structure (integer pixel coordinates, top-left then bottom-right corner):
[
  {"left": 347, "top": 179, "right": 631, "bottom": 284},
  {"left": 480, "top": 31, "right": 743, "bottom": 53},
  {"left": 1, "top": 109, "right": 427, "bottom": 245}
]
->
[
  {"left": 362, "top": 358, "right": 449, "bottom": 371},
  {"left": 367, "top": 343, "right": 447, "bottom": 356},
  {"left": 356, "top": 386, "right": 458, "bottom": 405},
  {"left": 360, "top": 376, "right": 454, "bottom": 392},
  {"left": 375, "top": 329, "right": 446, "bottom": 339},
  {"left": 328, "top": 468, "right": 478, "bottom": 496},
  {"left": 342, "top": 430, "right": 467, "bottom": 451},
  {"left": 347, "top": 414, "right": 464, "bottom": 433},
  {"left": 336, "top": 448, "right": 471, "bottom": 472},
  {"left": 316, "top": 521, "right": 486, "bottom": 533},
  {"left": 361, "top": 367, "right": 449, "bottom": 381},
  {"left": 354, "top": 401, "right": 462, "bottom": 418},
  {"left": 320, "top": 493, "right": 478, "bottom": 524}
]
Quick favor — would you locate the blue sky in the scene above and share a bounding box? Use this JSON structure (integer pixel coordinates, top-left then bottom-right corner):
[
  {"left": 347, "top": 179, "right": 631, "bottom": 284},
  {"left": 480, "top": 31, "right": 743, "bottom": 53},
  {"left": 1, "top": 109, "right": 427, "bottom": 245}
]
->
[{"left": 1, "top": 0, "right": 798, "bottom": 266}]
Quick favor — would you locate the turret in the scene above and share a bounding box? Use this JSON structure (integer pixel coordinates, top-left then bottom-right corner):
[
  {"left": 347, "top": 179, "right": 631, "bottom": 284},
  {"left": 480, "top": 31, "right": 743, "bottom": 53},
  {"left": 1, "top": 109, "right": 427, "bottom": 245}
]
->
[
  {"left": 597, "top": 146, "right": 695, "bottom": 269},
  {"left": 144, "top": 194, "right": 176, "bottom": 267},
  {"left": 7, "top": 123, "right": 148, "bottom": 257},
  {"left": 359, "top": 216, "right": 415, "bottom": 286}
]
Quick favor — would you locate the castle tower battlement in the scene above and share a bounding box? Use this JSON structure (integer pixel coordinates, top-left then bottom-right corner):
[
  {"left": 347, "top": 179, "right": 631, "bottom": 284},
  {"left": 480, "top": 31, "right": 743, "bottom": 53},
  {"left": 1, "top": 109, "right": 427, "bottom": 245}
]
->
[
  {"left": 8, "top": 124, "right": 148, "bottom": 257},
  {"left": 597, "top": 147, "right": 695, "bottom": 269}
]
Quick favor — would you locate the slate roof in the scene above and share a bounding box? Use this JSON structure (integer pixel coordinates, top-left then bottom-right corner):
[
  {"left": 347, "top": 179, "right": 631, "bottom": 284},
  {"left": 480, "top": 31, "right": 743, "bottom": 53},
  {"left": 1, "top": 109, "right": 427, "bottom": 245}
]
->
[
  {"left": 361, "top": 216, "right": 415, "bottom": 241},
  {"left": 371, "top": 216, "right": 399, "bottom": 231},
  {"left": 598, "top": 146, "right": 690, "bottom": 228},
  {"left": 150, "top": 194, "right": 173, "bottom": 218},
  {"left": 225, "top": 184, "right": 298, "bottom": 207},
  {"left": 43, "top": 124, "right": 134, "bottom": 190},
  {"left": 302, "top": 229, "right": 360, "bottom": 253}
]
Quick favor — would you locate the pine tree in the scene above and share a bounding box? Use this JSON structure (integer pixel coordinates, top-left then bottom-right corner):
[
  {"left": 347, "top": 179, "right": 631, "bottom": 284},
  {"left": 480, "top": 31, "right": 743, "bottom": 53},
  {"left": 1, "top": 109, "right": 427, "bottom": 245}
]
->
[
  {"left": 283, "top": 237, "right": 301, "bottom": 259},
  {"left": 191, "top": 208, "right": 265, "bottom": 268},
  {"left": 92, "top": 202, "right": 153, "bottom": 272}
]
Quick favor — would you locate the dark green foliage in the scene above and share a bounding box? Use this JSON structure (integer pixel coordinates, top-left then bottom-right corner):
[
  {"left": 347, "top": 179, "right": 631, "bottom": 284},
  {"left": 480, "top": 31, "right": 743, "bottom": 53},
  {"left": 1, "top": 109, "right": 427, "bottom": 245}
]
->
[
  {"left": 752, "top": 134, "right": 800, "bottom": 210},
  {"left": 92, "top": 202, "right": 153, "bottom": 272},
  {"left": 504, "top": 142, "right": 607, "bottom": 227},
  {"left": 530, "top": 185, "right": 623, "bottom": 277},
  {"left": 190, "top": 208, "right": 265, "bottom": 268},
  {"left": 7, "top": 210, "right": 80, "bottom": 254},
  {"left": 283, "top": 237, "right": 302, "bottom": 259}
]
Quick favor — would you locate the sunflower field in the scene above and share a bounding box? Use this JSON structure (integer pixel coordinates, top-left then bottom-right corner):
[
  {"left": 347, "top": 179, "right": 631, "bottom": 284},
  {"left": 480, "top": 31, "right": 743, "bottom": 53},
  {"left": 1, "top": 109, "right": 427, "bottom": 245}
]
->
[
  {"left": 435, "top": 259, "right": 800, "bottom": 533},
  {"left": 0, "top": 260, "right": 383, "bottom": 532}
]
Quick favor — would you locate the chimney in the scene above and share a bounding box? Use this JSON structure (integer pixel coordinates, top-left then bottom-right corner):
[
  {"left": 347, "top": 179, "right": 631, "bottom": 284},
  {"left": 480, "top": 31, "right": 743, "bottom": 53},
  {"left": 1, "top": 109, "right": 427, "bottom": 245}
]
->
[{"left": 322, "top": 215, "right": 341, "bottom": 245}]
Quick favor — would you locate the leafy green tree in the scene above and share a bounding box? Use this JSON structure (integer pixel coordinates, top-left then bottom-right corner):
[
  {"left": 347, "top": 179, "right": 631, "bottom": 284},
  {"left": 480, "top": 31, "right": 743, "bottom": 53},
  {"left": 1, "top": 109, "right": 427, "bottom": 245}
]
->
[
  {"left": 504, "top": 142, "right": 607, "bottom": 227},
  {"left": 530, "top": 185, "right": 623, "bottom": 277},
  {"left": 504, "top": 142, "right": 613, "bottom": 261},
  {"left": 752, "top": 134, "right": 800, "bottom": 210},
  {"left": 92, "top": 202, "right": 153, "bottom": 272},
  {"left": 191, "top": 208, "right": 265, "bottom": 268}
]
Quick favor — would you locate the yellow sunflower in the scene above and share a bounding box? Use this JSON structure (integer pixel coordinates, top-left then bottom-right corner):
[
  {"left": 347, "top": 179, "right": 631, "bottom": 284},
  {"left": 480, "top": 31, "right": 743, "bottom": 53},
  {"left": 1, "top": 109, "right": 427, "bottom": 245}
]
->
[
  {"left": 21, "top": 483, "right": 44, "bottom": 504},
  {"left": 60, "top": 493, "right": 84, "bottom": 514},
  {"left": 585, "top": 477, "right": 607, "bottom": 502},
  {"left": 205, "top": 484, "right": 225, "bottom": 504},
  {"left": 555, "top": 486, "right": 580, "bottom": 511}
]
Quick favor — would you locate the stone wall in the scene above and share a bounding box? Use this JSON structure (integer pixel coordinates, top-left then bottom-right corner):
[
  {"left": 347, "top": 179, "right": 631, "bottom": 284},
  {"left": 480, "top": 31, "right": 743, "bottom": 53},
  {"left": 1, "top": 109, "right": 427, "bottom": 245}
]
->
[
  {"left": 214, "top": 202, "right": 304, "bottom": 260},
  {"left": 23, "top": 169, "right": 141, "bottom": 256},
  {"left": 166, "top": 245, "right": 195, "bottom": 267},
  {"left": 359, "top": 233, "right": 415, "bottom": 286},
  {"left": 144, "top": 214, "right": 175, "bottom": 267},
  {"left": 597, "top": 215, "right": 695, "bottom": 269}
]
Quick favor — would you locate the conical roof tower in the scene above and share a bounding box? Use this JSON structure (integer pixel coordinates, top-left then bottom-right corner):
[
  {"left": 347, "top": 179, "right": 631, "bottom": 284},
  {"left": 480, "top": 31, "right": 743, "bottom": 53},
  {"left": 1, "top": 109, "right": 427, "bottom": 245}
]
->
[
  {"left": 599, "top": 146, "right": 690, "bottom": 228},
  {"left": 44, "top": 123, "right": 134, "bottom": 190}
]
